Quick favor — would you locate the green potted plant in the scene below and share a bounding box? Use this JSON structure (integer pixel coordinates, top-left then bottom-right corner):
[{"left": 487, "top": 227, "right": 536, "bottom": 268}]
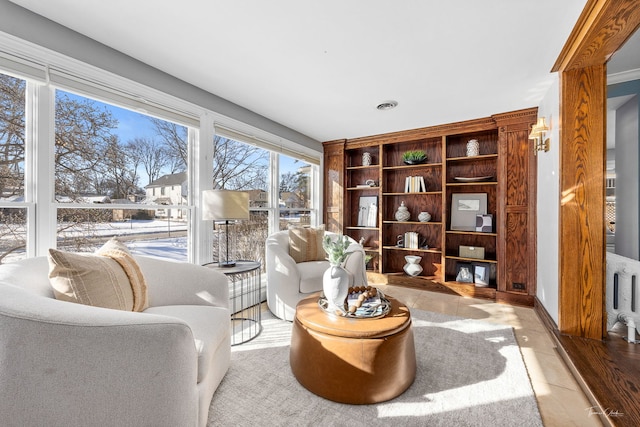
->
[
  {"left": 322, "top": 234, "right": 352, "bottom": 266},
  {"left": 322, "top": 234, "right": 353, "bottom": 314},
  {"left": 402, "top": 150, "right": 427, "bottom": 165}
]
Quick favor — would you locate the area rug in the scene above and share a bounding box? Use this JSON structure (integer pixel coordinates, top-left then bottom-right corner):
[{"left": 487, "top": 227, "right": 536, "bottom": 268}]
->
[{"left": 208, "top": 308, "right": 542, "bottom": 426}]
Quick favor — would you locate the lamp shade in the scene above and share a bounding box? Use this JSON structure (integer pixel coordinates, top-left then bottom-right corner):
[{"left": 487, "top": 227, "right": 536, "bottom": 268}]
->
[{"left": 202, "top": 190, "right": 249, "bottom": 220}]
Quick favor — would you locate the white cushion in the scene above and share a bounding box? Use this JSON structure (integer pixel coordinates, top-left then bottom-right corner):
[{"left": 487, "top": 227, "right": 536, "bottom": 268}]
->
[
  {"left": 144, "top": 305, "right": 230, "bottom": 384},
  {"left": 297, "top": 261, "right": 329, "bottom": 293}
]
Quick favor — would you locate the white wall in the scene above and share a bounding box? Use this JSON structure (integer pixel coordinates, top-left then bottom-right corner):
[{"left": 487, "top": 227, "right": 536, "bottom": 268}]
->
[
  {"left": 536, "top": 76, "right": 561, "bottom": 325},
  {"left": 614, "top": 96, "right": 639, "bottom": 259}
]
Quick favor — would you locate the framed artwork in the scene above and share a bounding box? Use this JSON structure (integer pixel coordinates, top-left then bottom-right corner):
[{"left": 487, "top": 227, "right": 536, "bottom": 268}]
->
[
  {"left": 472, "top": 262, "right": 491, "bottom": 287},
  {"left": 451, "top": 193, "right": 487, "bottom": 231},
  {"left": 357, "top": 196, "right": 378, "bottom": 227},
  {"left": 455, "top": 262, "right": 474, "bottom": 283}
]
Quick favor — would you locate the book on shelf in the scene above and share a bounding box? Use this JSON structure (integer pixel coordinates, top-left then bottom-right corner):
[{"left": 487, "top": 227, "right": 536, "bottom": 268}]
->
[
  {"left": 404, "top": 231, "right": 419, "bottom": 249},
  {"left": 404, "top": 176, "right": 426, "bottom": 193},
  {"left": 358, "top": 196, "right": 378, "bottom": 227}
]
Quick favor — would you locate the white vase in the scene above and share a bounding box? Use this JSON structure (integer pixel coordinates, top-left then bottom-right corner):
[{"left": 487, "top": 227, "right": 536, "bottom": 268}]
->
[
  {"left": 467, "top": 139, "right": 479, "bottom": 157},
  {"left": 323, "top": 264, "right": 352, "bottom": 314},
  {"left": 403, "top": 255, "right": 423, "bottom": 276},
  {"left": 418, "top": 211, "right": 431, "bottom": 222},
  {"left": 395, "top": 201, "right": 410, "bottom": 221},
  {"left": 362, "top": 152, "right": 372, "bottom": 166}
]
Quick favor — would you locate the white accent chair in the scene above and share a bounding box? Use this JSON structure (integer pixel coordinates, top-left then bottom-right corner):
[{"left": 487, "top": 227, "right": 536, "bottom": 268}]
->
[
  {"left": 265, "top": 230, "right": 367, "bottom": 321},
  {"left": 0, "top": 255, "right": 230, "bottom": 427}
]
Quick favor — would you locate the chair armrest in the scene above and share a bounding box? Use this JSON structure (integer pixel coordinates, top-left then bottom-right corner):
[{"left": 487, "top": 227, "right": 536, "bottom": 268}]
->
[
  {"left": 0, "top": 284, "right": 198, "bottom": 427},
  {"left": 266, "top": 237, "right": 301, "bottom": 288},
  {"left": 135, "top": 256, "right": 229, "bottom": 308}
]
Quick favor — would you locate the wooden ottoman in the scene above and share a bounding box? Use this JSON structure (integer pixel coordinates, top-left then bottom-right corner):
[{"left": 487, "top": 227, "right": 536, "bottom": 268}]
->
[{"left": 289, "top": 293, "right": 416, "bottom": 404}]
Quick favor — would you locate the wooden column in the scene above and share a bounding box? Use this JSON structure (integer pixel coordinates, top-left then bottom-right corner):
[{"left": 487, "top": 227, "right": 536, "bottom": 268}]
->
[
  {"left": 558, "top": 65, "right": 606, "bottom": 339},
  {"left": 553, "top": 0, "right": 640, "bottom": 339},
  {"left": 494, "top": 109, "right": 538, "bottom": 306}
]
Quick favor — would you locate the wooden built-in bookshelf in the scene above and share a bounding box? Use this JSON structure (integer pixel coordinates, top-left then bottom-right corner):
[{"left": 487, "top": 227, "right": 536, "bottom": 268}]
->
[{"left": 323, "top": 108, "right": 538, "bottom": 306}]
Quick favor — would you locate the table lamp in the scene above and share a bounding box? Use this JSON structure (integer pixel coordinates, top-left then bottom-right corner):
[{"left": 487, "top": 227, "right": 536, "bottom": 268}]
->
[{"left": 202, "top": 189, "right": 249, "bottom": 267}]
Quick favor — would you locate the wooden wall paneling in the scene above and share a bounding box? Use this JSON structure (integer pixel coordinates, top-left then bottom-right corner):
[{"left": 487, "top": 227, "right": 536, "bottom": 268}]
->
[
  {"left": 559, "top": 65, "right": 607, "bottom": 339},
  {"left": 322, "top": 140, "right": 345, "bottom": 233},
  {"left": 494, "top": 109, "right": 537, "bottom": 303},
  {"left": 439, "top": 136, "right": 447, "bottom": 282}
]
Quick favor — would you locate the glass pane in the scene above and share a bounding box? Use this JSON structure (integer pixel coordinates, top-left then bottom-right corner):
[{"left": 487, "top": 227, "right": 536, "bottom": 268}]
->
[
  {"left": 53, "top": 90, "right": 190, "bottom": 255},
  {"left": 0, "top": 73, "right": 26, "bottom": 200},
  {"left": 56, "top": 208, "right": 188, "bottom": 261},
  {"left": 211, "top": 135, "right": 269, "bottom": 266},
  {"left": 213, "top": 211, "right": 269, "bottom": 266},
  {"left": 54, "top": 90, "right": 188, "bottom": 206},
  {"left": 0, "top": 208, "right": 27, "bottom": 263},
  {"left": 279, "top": 154, "right": 312, "bottom": 230}
]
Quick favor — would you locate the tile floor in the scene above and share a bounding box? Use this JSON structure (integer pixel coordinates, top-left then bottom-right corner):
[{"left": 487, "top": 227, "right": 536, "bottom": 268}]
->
[{"left": 372, "top": 285, "right": 605, "bottom": 427}]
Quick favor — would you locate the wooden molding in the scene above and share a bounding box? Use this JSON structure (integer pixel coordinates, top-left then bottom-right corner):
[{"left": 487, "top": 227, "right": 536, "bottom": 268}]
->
[{"left": 553, "top": 0, "right": 640, "bottom": 72}]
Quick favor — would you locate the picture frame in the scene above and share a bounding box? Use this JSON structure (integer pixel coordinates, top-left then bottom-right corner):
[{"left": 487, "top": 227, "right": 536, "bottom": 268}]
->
[
  {"left": 455, "top": 262, "right": 474, "bottom": 283},
  {"left": 357, "top": 196, "right": 378, "bottom": 227},
  {"left": 472, "top": 262, "right": 491, "bottom": 287},
  {"left": 451, "top": 193, "right": 487, "bottom": 231}
]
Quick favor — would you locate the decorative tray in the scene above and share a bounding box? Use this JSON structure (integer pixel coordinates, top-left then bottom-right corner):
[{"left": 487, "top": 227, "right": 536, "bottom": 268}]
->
[
  {"left": 453, "top": 176, "right": 493, "bottom": 182},
  {"left": 318, "top": 289, "right": 391, "bottom": 319}
]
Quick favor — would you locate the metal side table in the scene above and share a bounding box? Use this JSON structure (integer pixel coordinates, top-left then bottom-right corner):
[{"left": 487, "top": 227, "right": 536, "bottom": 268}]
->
[{"left": 204, "top": 260, "right": 262, "bottom": 345}]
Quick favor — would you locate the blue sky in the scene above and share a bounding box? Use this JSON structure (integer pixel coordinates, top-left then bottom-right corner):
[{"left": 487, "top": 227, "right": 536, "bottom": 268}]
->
[{"left": 57, "top": 90, "right": 304, "bottom": 177}]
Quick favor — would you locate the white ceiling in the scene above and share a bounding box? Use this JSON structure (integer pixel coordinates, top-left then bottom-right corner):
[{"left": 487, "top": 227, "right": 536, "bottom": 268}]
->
[{"left": 6, "top": 0, "right": 600, "bottom": 142}]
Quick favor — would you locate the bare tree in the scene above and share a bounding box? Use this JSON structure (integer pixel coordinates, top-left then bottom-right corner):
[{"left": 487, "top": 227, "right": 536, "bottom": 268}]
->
[
  {"left": 54, "top": 92, "right": 118, "bottom": 198},
  {"left": 127, "top": 137, "right": 168, "bottom": 185},
  {"left": 148, "top": 119, "right": 269, "bottom": 190},
  {"left": 0, "top": 74, "right": 25, "bottom": 198},
  {"left": 149, "top": 118, "right": 187, "bottom": 173},
  {"left": 102, "top": 136, "right": 140, "bottom": 199},
  {"left": 279, "top": 169, "right": 309, "bottom": 208},
  {"left": 212, "top": 136, "right": 268, "bottom": 190}
]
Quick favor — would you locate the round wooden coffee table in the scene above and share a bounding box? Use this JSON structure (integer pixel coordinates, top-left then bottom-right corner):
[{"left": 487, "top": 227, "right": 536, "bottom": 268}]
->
[{"left": 289, "top": 293, "right": 416, "bottom": 404}]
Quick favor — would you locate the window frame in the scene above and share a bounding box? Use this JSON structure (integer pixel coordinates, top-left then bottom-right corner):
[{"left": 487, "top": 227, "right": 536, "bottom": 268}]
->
[{"left": 0, "top": 50, "right": 321, "bottom": 264}]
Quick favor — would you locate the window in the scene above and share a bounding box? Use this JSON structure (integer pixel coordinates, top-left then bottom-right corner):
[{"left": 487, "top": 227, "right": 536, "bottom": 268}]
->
[
  {"left": 210, "top": 135, "right": 270, "bottom": 265},
  {"left": 208, "top": 135, "right": 318, "bottom": 266},
  {"left": 0, "top": 47, "right": 321, "bottom": 266},
  {"left": 0, "top": 73, "right": 27, "bottom": 262},
  {"left": 53, "top": 90, "right": 190, "bottom": 261},
  {"left": 279, "top": 154, "right": 312, "bottom": 230}
]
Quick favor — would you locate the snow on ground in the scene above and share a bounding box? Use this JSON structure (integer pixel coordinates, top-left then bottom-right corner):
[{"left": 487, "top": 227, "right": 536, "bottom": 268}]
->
[
  {"left": 1, "top": 219, "right": 189, "bottom": 263},
  {"left": 127, "top": 237, "right": 187, "bottom": 261}
]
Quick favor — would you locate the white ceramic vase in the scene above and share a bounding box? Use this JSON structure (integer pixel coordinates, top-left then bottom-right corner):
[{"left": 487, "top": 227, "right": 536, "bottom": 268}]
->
[
  {"left": 323, "top": 264, "right": 352, "bottom": 314},
  {"left": 403, "top": 255, "right": 423, "bottom": 276},
  {"left": 467, "top": 139, "right": 480, "bottom": 157},
  {"left": 418, "top": 211, "right": 431, "bottom": 222},
  {"left": 362, "top": 152, "right": 372, "bottom": 166},
  {"left": 395, "top": 201, "right": 410, "bottom": 221}
]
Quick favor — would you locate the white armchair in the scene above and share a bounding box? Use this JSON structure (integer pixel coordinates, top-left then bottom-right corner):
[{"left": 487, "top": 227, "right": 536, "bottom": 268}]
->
[
  {"left": 266, "top": 230, "right": 367, "bottom": 321},
  {"left": 0, "top": 255, "right": 230, "bottom": 427}
]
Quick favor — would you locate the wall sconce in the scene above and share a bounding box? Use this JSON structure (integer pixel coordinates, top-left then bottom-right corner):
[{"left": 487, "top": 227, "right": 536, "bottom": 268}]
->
[{"left": 528, "top": 117, "right": 550, "bottom": 155}]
